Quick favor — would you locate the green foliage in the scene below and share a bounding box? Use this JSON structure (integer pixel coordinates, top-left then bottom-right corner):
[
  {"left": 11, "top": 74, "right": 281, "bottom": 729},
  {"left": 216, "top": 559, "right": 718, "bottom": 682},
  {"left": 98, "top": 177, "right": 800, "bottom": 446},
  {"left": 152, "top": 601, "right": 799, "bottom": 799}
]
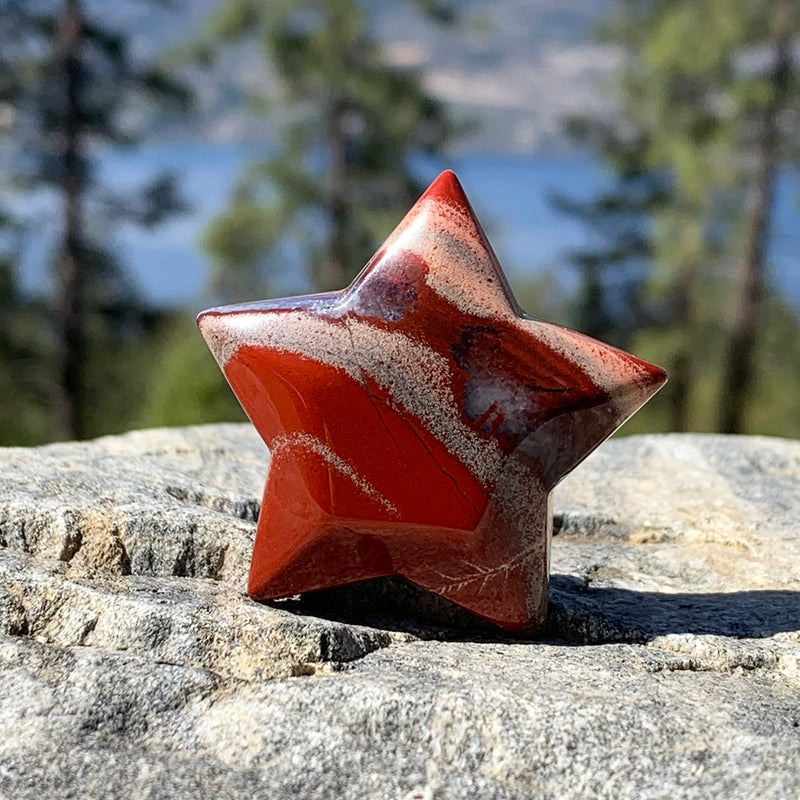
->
[
  {"left": 197, "top": 0, "right": 458, "bottom": 299},
  {"left": 136, "top": 314, "right": 246, "bottom": 429},
  {"left": 553, "top": 118, "right": 670, "bottom": 348},
  {"left": 558, "top": 0, "right": 800, "bottom": 435},
  {"left": 746, "top": 297, "right": 800, "bottom": 437},
  {"left": 511, "top": 271, "right": 571, "bottom": 328},
  {"left": 0, "top": 0, "right": 193, "bottom": 442},
  {"left": 0, "top": 263, "right": 55, "bottom": 445},
  {"left": 622, "top": 294, "right": 800, "bottom": 438}
]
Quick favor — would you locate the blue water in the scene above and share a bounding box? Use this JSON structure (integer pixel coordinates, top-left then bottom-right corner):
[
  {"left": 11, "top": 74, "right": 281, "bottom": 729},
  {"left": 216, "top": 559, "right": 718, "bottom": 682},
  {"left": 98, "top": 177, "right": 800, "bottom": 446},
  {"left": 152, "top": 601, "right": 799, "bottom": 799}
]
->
[{"left": 16, "top": 143, "right": 800, "bottom": 310}]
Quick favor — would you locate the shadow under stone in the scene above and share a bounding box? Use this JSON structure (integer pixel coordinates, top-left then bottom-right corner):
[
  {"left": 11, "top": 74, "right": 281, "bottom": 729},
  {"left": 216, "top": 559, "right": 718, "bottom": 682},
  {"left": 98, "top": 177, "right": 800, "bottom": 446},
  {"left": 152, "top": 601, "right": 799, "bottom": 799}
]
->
[
  {"left": 548, "top": 573, "right": 800, "bottom": 644},
  {"left": 267, "top": 575, "right": 505, "bottom": 641},
  {"left": 265, "top": 573, "right": 800, "bottom": 645}
]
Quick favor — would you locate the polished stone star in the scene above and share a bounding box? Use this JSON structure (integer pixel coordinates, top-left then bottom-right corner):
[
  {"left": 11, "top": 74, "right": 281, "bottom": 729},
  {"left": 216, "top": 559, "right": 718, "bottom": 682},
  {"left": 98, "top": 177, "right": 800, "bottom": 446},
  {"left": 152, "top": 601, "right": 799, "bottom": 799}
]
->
[{"left": 198, "top": 171, "right": 666, "bottom": 633}]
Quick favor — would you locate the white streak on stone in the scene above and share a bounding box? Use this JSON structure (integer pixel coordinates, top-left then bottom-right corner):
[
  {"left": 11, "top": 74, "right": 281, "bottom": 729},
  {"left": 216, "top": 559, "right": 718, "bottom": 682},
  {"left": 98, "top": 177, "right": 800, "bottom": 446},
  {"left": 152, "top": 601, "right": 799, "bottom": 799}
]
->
[
  {"left": 271, "top": 432, "right": 399, "bottom": 516},
  {"left": 200, "top": 310, "right": 505, "bottom": 486},
  {"left": 518, "top": 319, "right": 649, "bottom": 398},
  {"left": 199, "top": 312, "right": 361, "bottom": 380},
  {"left": 344, "top": 319, "right": 505, "bottom": 486},
  {"left": 389, "top": 197, "right": 513, "bottom": 320}
]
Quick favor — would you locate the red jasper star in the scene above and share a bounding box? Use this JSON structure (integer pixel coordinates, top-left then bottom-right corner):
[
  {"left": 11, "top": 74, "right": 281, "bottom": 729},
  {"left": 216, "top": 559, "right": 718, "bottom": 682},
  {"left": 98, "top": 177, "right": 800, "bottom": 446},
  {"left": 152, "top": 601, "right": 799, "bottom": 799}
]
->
[{"left": 198, "top": 171, "right": 666, "bottom": 633}]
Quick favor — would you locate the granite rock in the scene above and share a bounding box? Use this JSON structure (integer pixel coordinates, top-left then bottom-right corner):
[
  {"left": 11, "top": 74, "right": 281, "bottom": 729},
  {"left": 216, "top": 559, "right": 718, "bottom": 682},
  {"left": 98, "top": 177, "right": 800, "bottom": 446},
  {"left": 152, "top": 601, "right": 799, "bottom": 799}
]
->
[{"left": 0, "top": 425, "right": 798, "bottom": 800}]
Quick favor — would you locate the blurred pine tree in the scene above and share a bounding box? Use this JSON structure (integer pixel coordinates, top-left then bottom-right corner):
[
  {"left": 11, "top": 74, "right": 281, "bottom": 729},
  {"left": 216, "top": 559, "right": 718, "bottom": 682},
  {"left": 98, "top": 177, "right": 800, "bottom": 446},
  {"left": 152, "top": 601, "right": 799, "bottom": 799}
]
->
[
  {"left": 555, "top": 0, "right": 800, "bottom": 435},
  {"left": 194, "top": 0, "right": 459, "bottom": 299},
  {"left": 0, "top": 0, "right": 193, "bottom": 441}
]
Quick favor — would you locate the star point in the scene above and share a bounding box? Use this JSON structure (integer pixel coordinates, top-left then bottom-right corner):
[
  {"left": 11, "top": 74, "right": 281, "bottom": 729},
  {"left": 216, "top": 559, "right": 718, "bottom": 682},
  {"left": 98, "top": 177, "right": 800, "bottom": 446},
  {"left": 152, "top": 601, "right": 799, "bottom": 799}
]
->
[{"left": 199, "top": 170, "right": 667, "bottom": 633}]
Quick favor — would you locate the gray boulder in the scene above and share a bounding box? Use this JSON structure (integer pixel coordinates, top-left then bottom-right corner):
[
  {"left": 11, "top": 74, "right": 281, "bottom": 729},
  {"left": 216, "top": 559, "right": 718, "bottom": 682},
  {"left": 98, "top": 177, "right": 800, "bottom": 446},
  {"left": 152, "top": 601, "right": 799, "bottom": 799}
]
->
[{"left": 0, "top": 425, "right": 798, "bottom": 799}]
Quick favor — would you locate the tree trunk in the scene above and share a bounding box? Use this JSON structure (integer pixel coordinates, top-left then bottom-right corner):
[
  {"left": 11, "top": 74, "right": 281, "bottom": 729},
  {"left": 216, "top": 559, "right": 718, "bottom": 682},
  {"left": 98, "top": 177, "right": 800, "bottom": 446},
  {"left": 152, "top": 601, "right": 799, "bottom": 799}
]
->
[
  {"left": 718, "top": 0, "right": 793, "bottom": 434},
  {"left": 664, "top": 258, "right": 697, "bottom": 432},
  {"left": 316, "top": 3, "right": 351, "bottom": 293},
  {"left": 667, "top": 347, "right": 691, "bottom": 432},
  {"left": 55, "top": 0, "right": 85, "bottom": 440},
  {"left": 320, "top": 93, "right": 349, "bottom": 292},
  {"left": 577, "top": 260, "right": 606, "bottom": 340}
]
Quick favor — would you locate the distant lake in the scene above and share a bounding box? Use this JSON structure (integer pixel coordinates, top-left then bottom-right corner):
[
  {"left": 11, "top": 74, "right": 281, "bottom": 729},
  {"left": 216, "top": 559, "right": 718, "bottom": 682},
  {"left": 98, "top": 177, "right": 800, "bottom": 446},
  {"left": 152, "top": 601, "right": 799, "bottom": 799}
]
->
[{"left": 16, "top": 143, "right": 800, "bottom": 310}]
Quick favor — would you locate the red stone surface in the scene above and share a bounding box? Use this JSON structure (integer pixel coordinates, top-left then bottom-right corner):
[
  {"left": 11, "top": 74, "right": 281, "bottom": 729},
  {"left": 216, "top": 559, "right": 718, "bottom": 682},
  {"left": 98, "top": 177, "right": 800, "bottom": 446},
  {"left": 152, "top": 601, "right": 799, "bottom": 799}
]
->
[{"left": 198, "top": 171, "right": 667, "bottom": 633}]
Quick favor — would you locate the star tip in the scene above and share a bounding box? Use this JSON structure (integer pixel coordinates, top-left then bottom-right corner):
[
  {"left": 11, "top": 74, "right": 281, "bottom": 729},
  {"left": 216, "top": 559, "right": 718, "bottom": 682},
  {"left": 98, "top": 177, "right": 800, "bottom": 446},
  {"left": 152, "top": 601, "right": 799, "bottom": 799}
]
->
[
  {"left": 423, "top": 169, "right": 469, "bottom": 207},
  {"left": 196, "top": 308, "right": 218, "bottom": 331},
  {"left": 644, "top": 361, "right": 669, "bottom": 390},
  {"left": 631, "top": 358, "right": 668, "bottom": 407}
]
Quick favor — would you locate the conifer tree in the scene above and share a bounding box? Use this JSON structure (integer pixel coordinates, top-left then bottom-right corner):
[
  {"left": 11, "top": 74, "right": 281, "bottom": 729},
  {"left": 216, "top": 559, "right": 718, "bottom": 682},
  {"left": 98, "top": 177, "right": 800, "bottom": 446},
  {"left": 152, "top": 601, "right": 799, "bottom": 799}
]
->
[
  {"left": 0, "top": 0, "right": 192, "bottom": 440},
  {"left": 198, "top": 0, "right": 458, "bottom": 299},
  {"left": 552, "top": 117, "right": 670, "bottom": 349},
  {"left": 717, "top": 0, "right": 797, "bottom": 432},
  {"left": 556, "top": 0, "right": 800, "bottom": 433}
]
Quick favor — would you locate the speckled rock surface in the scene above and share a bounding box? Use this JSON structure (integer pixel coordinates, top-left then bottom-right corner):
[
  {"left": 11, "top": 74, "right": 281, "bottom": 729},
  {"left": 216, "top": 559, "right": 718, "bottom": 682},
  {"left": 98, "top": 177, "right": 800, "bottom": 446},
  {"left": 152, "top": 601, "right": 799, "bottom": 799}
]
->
[{"left": 0, "top": 425, "right": 798, "bottom": 800}]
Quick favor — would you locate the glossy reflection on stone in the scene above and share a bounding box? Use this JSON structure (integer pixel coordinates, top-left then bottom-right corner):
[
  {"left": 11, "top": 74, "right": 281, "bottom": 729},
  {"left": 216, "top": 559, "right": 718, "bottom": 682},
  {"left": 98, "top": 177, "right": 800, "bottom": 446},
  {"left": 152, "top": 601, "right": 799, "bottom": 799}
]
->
[{"left": 198, "top": 170, "right": 667, "bottom": 633}]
